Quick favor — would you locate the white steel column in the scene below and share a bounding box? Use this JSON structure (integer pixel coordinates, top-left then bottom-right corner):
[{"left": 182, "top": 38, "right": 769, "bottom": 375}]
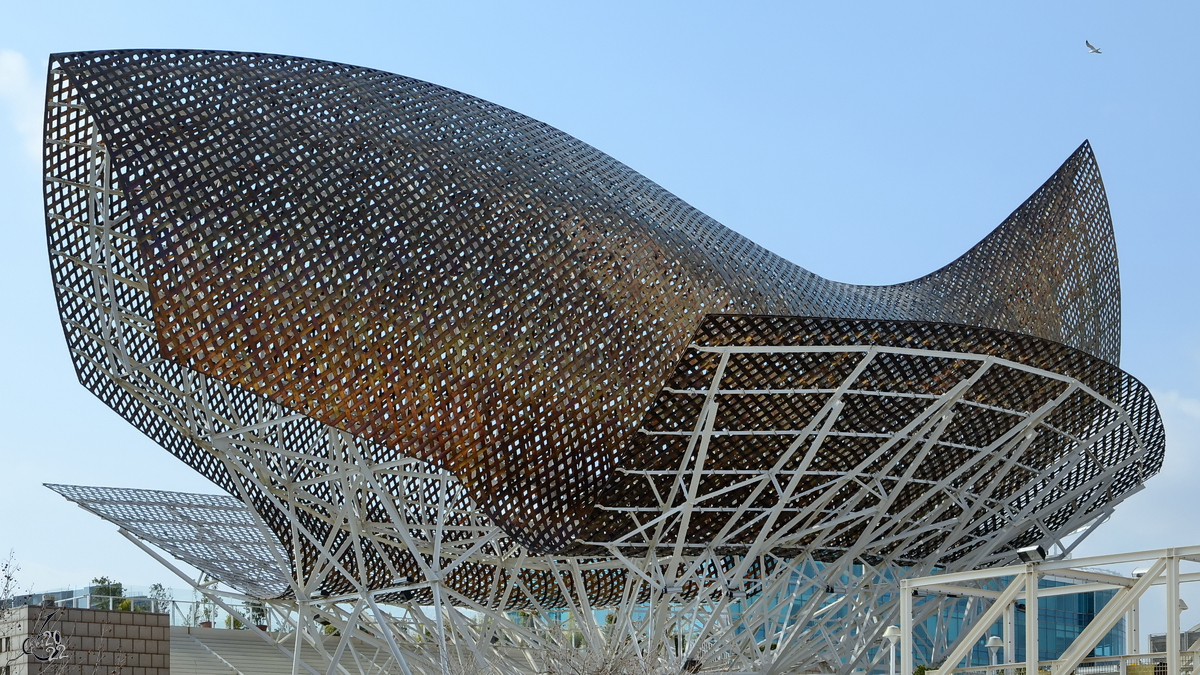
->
[
  {"left": 902, "top": 580, "right": 914, "bottom": 675},
  {"left": 1004, "top": 602, "right": 1015, "bottom": 668},
  {"left": 1128, "top": 602, "right": 1140, "bottom": 655},
  {"left": 1167, "top": 554, "right": 1180, "bottom": 675},
  {"left": 1025, "top": 571, "right": 1038, "bottom": 675},
  {"left": 294, "top": 605, "right": 307, "bottom": 675}
]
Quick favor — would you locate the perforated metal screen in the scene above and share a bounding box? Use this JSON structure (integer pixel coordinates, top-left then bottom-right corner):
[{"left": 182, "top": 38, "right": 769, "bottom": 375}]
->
[{"left": 43, "top": 49, "right": 1160, "bottom": 606}]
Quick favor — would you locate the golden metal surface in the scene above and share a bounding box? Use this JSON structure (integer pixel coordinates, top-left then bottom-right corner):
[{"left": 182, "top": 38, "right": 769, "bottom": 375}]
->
[{"left": 44, "top": 50, "right": 1160, "bottom": 607}]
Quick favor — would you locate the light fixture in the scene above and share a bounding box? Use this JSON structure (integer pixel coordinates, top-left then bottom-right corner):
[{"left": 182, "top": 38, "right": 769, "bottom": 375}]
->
[
  {"left": 664, "top": 585, "right": 684, "bottom": 594},
  {"left": 1132, "top": 567, "right": 1150, "bottom": 579},
  {"left": 987, "top": 635, "right": 1004, "bottom": 667},
  {"left": 1017, "top": 545, "right": 1046, "bottom": 563},
  {"left": 883, "top": 625, "right": 902, "bottom": 675}
]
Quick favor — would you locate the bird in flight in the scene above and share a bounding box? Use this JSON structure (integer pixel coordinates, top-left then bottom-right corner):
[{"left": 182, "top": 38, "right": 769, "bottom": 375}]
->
[{"left": 1086, "top": 40, "right": 1102, "bottom": 54}]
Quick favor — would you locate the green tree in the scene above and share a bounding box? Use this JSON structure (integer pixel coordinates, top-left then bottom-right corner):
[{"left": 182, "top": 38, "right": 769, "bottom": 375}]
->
[
  {"left": 197, "top": 575, "right": 216, "bottom": 625},
  {"left": 148, "top": 583, "right": 172, "bottom": 614},
  {"left": 243, "top": 600, "right": 266, "bottom": 627},
  {"left": 90, "top": 576, "right": 124, "bottom": 610}
]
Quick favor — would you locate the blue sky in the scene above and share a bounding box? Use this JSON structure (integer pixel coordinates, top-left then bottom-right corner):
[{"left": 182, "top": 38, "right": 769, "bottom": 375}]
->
[{"left": 0, "top": 0, "right": 1197, "bottom": 642}]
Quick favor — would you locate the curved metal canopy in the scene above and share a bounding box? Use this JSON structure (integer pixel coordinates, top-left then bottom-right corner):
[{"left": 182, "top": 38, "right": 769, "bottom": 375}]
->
[
  {"left": 43, "top": 49, "right": 1160, "bottom": 590},
  {"left": 42, "top": 49, "right": 1165, "bottom": 675}
]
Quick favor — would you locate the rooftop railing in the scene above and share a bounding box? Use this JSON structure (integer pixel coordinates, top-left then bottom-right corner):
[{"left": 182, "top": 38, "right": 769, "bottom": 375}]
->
[
  {"left": 944, "top": 651, "right": 1200, "bottom": 675},
  {"left": 49, "top": 594, "right": 286, "bottom": 632}
]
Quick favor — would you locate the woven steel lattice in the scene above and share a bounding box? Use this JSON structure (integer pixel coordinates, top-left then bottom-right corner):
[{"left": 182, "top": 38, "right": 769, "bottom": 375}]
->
[
  {"left": 578, "top": 315, "right": 1163, "bottom": 562},
  {"left": 43, "top": 45, "right": 1162, "bottom": 629},
  {"left": 43, "top": 48, "right": 1165, "bottom": 675},
  {"left": 44, "top": 49, "right": 1139, "bottom": 558}
]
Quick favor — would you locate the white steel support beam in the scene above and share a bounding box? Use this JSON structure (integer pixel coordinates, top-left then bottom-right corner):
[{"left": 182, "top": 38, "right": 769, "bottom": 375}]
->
[
  {"left": 1004, "top": 602, "right": 1014, "bottom": 666},
  {"left": 326, "top": 600, "right": 366, "bottom": 675},
  {"left": 1167, "top": 555, "right": 1180, "bottom": 675},
  {"left": 1025, "top": 570, "right": 1038, "bottom": 675},
  {"left": 1128, "top": 601, "right": 1140, "bottom": 655},
  {"left": 114, "top": 527, "right": 322, "bottom": 675},
  {"left": 1052, "top": 556, "right": 1168, "bottom": 675},
  {"left": 293, "top": 605, "right": 307, "bottom": 675},
  {"left": 932, "top": 573, "right": 1028, "bottom": 675}
]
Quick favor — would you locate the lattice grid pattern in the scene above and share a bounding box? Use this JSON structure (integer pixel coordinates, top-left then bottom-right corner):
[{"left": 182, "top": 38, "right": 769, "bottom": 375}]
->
[
  {"left": 48, "top": 49, "right": 1127, "bottom": 554},
  {"left": 46, "top": 484, "right": 290, "bottom": 599},
  {"left": 578, "top": 315, "right": 1163, "bottom": 564},
  {"left": 42, "top": 48, "right": 1165, "bottom": 675}
]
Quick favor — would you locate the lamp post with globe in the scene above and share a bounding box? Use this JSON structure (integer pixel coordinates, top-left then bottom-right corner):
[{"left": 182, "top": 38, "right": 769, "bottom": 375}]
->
[
  {"left": 987, "top": 635, "right": 1005, "bottom": 675},
  {"left": 884, "top": 625, "right": 903, "bottom": 675}
]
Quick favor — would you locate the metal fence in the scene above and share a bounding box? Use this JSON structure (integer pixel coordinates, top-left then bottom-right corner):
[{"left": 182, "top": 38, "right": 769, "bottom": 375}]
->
[
  {"left": 947, "top": 651, "right": 1200, "bottom": 675},
  {"left": 51, "top": 594, "right": 288, "bottom": 632}
]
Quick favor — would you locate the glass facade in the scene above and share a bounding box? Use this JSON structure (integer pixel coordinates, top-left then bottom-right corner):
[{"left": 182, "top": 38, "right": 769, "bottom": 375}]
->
[
  {"left": 726, "top": 566, "right": 1124, "bottom": 672},
  {"left": 922, "top": 576, "right": 1125, "bottom": 668},
  {"left": 525, "top": 567, "right": 1127, "bottom": 673},
  {"left": 1018, "top": 578, "right": 1124, "bottom": 662}
]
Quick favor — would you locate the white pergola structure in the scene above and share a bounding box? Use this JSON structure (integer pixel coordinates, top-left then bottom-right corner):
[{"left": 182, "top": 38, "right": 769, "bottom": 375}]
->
[
  {"left": 43, "top": 53, "right": 1165, "bottom": 675},
  {"left": 45, "top": 336, "right": 1160, "bottom": 674},
  {"left": 901, "top": 545, "right": 1200, "bottom": 675}
]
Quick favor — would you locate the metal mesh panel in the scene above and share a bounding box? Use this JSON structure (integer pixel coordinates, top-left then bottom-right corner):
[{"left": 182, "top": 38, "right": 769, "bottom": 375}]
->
[
  {"left": 46, "top": 484, "right": 290, "bottom": 599},
  {"left": 577, "top": 315, "right": 1164, "bottom": 564},
  {"left": 43, "top": 48, "right": 1158, "bottom": 598}
]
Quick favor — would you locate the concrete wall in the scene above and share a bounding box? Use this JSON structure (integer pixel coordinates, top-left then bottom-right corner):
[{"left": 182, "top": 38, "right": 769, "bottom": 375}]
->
[{"left": 0, "top": 605, "right": 169, "bottom": 675}]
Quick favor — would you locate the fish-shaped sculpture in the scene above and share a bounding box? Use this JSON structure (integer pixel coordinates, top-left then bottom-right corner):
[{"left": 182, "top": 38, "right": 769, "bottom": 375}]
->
[{"left": 45, "top": 49, "right": 1151, "bottom": 566}]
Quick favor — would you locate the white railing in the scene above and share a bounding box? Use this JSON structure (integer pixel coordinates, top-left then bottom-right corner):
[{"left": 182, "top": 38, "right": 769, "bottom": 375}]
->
[
  {"left": 945, "top": 650, "right": 1200, "bottom": 675},
  {"left": 55, "top": 594, "right": 288, "bottom": 632}
]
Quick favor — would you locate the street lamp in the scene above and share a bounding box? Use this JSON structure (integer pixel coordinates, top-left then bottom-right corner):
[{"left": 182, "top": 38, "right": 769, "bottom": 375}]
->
[
  {"left": 884, "top": 625, "right": 902, "bottom": 675},
  {"left": 987, "top": 635, "right": 1004, "bottom": 675}
]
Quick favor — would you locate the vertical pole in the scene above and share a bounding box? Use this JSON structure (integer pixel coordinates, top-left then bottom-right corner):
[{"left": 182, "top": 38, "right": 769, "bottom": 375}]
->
[
  {"left": 1005, "top": 602, "right": 1015, "bottom": 671},
  {"left": 1129, "top": 602, "right": 1140, "bottom": 654},
  {"left": 902, "top": 581, "right": 914, "bottom": 675},
  {"left": 891, "top": 639, "right": 897, "bottom": 675},
  {"left": 1123, "top": 600, "right": 1139, "bottom": 675},
  {"left": 433, "top": 473, "right": 451, "bottom": 675},
  {"left": 1167, "top": 555, "right": 1179, "bottom": 675},
  {"left": 433, "top": 584, "right": 450, "bottom": 675},
  {"left": 1025, "top": 572, "right": 1039, "bottom": 675},
  {"left": 292, "top": 604, "right": 306, "bottom": 675}
]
